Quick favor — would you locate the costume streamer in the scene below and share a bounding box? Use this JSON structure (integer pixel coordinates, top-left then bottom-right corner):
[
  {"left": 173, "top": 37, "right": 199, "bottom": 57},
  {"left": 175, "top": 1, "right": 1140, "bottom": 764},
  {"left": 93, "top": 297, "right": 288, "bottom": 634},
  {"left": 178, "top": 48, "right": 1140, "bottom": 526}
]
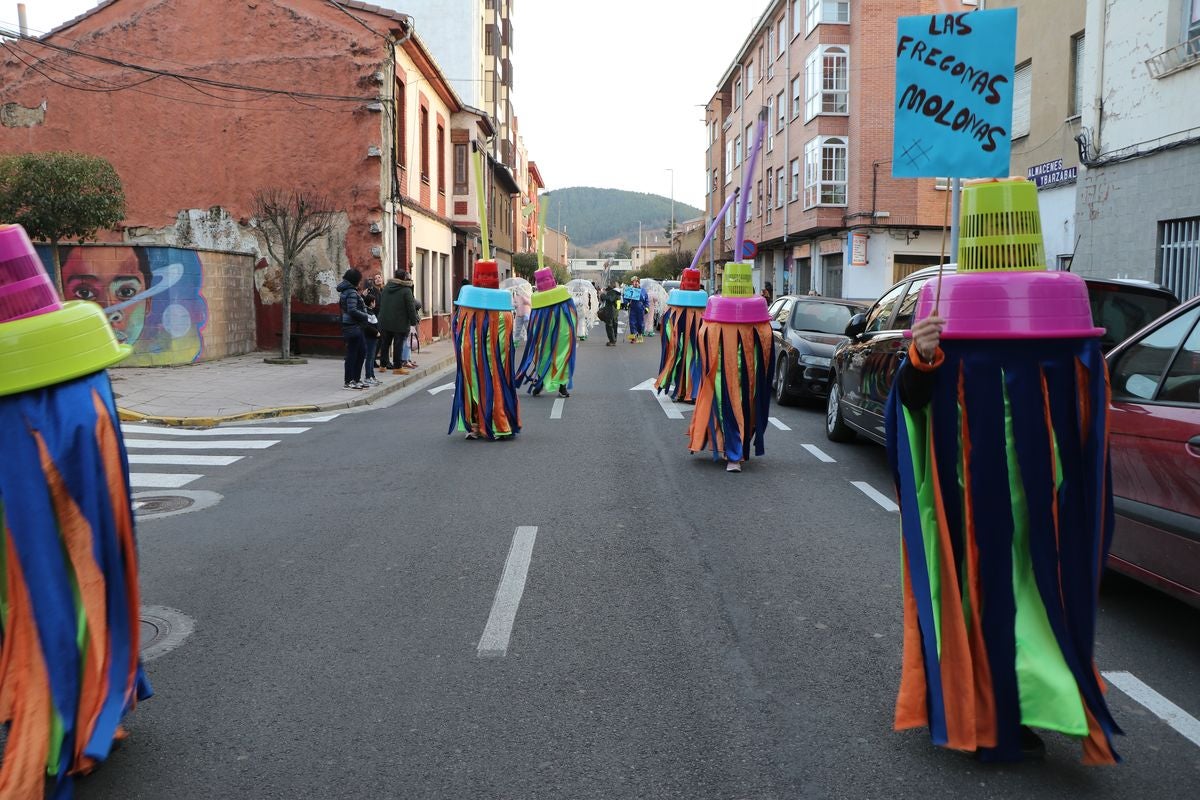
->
[
  {"left": 517, "top": 269, "right": 577, "bottom": 395},
  {"left": 0, "top": 224, "right": 152, "bottom": 799},
  {"left": 656, "top": 268, "right": 708, "bottom": 402}
]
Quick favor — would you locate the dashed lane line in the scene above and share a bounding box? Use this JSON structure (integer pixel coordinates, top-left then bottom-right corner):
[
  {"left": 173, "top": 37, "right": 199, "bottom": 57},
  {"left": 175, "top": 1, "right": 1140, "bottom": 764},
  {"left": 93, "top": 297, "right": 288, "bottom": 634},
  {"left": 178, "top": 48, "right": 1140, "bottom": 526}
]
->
[
  {"left": 478, "top": 526, "right": 538, "bottom": 658},
  {"left": 127, "top": 454, "right": 243, "bottom": 466},
  {"left": 768, "top": 416, "right": 791, "bottom": 431},
  {"left": 428, "top": 382, "right": 455, "bottom": 395},
  {"left": 1103, "top": 671, "right": 1200, "bottom": 748},
  {"left": 801, "top": 443, "right": 836, "bottom": 463},
  {"left": 551, "top": 398, "right": 565, "bottom": 419},
  {"left": 852, "top": 481, "right": 899, "bottom": 512}
]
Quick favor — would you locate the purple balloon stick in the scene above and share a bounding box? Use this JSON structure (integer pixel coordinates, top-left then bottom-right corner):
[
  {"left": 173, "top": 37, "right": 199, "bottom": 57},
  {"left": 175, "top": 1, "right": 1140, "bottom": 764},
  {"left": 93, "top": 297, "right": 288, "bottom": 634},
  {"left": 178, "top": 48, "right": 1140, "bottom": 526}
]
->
[
  {"left": 734, "top": 110, "right": 767, "bottom": 261},
  {"left": 687, "top": 189, "right": 739, "bottom": 272}
]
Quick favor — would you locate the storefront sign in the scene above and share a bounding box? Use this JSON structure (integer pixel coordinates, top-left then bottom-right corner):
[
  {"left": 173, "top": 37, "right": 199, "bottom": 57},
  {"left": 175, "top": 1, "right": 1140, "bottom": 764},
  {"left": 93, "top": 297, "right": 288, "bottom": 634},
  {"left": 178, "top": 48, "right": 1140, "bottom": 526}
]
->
[
  {"left": 892, "top": 8, "right": 1018, "bottom": 178},
  {"left": 851, "top": 232, "right": 870, "bottom": 266},
  {"left": 1027, "top": 158, "right": 1078, "bottom": 187}
]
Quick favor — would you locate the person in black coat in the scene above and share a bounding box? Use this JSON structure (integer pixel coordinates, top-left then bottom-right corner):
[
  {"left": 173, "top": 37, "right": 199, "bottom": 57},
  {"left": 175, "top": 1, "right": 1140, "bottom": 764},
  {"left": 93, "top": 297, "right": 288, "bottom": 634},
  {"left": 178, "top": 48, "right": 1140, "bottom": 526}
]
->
[{"left": 337, "top": 268, "right": 369, "bottom": 389}]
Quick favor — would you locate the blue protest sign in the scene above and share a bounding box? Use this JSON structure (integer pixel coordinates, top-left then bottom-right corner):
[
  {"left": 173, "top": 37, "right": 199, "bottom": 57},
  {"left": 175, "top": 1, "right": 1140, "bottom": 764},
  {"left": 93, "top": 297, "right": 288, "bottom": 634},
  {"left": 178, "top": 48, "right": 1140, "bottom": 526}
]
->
[{"left": 892, "top": 8, "right": 1017, "bottom": 178}]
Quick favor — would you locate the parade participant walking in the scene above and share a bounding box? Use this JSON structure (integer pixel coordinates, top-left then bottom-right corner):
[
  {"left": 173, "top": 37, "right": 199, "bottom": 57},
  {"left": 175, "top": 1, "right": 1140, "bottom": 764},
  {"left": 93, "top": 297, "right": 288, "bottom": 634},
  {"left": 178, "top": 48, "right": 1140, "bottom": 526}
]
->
[
  {"left": 623, "top": 276, "right": 648, "bottom": 343},
  {"left": 656, "top": 267, "right": 708, "bottom": 403},
  {"left": 338, "top": 267, "right": 369, "bottom": 389},
  {"left": 567, "top": 278, "right": 598, "bottom": 341},
  {"left": 886, "top": 179, "right": 1120, "bottom": 764},
  {"left": 517, "top": 268, "right": 578, "bottom": 398},
  {"left": 0, "top": 224, "right": 152, "bottom": 798},
  {"left": 379, "top": 269, "right": 418, "bottom": 373},
  {"left": 685, "top": 262, "right": 774, "bottom": 472},
  {"left": 600, "top": 281, "right": 621, "bottom": 346}
]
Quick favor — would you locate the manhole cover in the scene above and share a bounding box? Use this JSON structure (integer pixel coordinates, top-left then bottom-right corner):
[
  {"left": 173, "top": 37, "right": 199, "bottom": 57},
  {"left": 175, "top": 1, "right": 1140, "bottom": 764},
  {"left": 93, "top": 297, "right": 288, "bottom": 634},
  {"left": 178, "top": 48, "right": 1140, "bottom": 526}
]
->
[
  {"left": 138, "top": 606, "right": 195, "bottom": 662},
  {"left": 132, "top": 489, "right": 222, "bottom": 520},
  {"left": 135, "top": 495, "right": 194, "bottom": 515}
]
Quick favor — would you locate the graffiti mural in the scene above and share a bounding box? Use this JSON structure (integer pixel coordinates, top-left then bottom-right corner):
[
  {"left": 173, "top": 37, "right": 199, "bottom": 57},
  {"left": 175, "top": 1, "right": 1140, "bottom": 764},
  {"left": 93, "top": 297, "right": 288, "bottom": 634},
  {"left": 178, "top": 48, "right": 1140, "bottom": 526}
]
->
[{"left": 40, "top": 245, "right": 210, "bottom": 366}]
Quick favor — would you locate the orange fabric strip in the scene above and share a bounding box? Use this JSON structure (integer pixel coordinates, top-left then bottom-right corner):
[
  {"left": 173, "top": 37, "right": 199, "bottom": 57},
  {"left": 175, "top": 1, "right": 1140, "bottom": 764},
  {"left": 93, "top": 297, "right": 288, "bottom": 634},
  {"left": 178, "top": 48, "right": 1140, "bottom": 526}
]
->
[
  {"left": 895, "top": 543, "right": 931, "bottom": 731},
  {"left": 908, "top": 343, "right": 945, "bottom": 372}
]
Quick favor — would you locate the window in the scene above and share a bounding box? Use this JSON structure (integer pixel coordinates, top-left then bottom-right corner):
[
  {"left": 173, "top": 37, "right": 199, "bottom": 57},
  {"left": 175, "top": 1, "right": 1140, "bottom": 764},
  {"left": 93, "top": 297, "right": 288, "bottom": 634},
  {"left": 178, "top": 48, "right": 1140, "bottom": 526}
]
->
[
  {"left": 767, "top": 96, "right": 776, "bottom": 150},
  {"left": 804, "top": 136, "right": 848, "bottom": 208},
  {"left": 1112, "top": 306, "right": 1200, "bottom": 401},
  {"left": 791, "top": 76, "right": 802, "bottom": 118},
  {"left": 746, "top": 186, "right": 754, "bottom": 220},
  {"left": 791, "top": 0, "right": 802, "bottom": 39},
  {"left": 864, "top": 282, "right": 907, "bottom": 334},
  {"left": 747, "top": 61, "right": 755, "bottom": 93},
  {"left": 1012, "top": 61, "right": 1032, "bottom": 138},
  {"left": 419, "top": 106, "right": 429, "bottom": 179},
  {"left": 1070, "top": 33, "right": 1085, "bottom": 117},
  {"left": 1189, "top": 0, "right": 1200, "bottom": 44},
  {"left": 807, "top": 0, "right": 850, "bottom": 35},
  {"left": 894, "top": 279, "right": 931, "bottom": 332},
  {"left": 735, "top": 134, "right": 743, "bottom": 166},
  {"left": 790, "top": 158, "right": 800, "bottom": 202},
  {"left": 454, "top": 143, "right": 468, "bottom": 194},
  {"left": 746, "top": 123, "right": 754, "bottom": 158},
  {"left": 437, "top": 124, "right": 446, "bottom": 193},
  {"left": 395, "top": 77, "right": 407, "bottom": 169},
  {"left": 725, "top": 196, "right": 736, "bottom": 227},
  {"left": 725, "top": 141, "right": 734, "bottom": 183},
  {"left": 735, "top": 78, "right": 743, "bottom": 109},
  {"left": 778, "top": 17, "right": 786, "bottom": 57},
  {"left": 765, "top": 171, "right": 773, "bottom": 223},
  {"left": 756, "top": 179, "right": 763, "bottom": 218},
  {"left": 1159, "top": 217, "right": 1200, "bottom": 300},
  {"left": 805, "top": 45, "right": 849, "bottom": 120},
  {"left": 776, "top": 168, "right": 785, "bottom": 208},
  {"left": 777, "top": 90, "right": 787, "bottom": 131}
]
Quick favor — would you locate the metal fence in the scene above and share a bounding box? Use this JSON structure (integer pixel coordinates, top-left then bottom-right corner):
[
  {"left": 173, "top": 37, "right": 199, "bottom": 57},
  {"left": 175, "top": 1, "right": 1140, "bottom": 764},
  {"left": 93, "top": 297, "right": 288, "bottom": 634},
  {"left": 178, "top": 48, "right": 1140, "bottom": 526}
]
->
[{"left": 1158, "top": 217, "right": 1200, "bottom": 301}]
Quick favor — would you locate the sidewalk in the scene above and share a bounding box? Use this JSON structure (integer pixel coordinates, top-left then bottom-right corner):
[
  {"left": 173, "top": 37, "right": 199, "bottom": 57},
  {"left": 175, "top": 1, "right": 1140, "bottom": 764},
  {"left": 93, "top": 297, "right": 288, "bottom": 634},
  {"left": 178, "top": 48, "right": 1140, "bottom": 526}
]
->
[{"left": 112, "top": 339, "right": 455, "bottom": 426}]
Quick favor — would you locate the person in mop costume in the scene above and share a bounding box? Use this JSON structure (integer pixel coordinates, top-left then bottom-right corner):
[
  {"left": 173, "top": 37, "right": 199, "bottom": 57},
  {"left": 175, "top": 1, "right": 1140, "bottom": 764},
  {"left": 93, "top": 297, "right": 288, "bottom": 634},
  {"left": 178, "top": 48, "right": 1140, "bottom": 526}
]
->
[
  {"left": 516, "top": 267, "right": 578, "bottom": 398},
  {"left": 655, "top": 267, "right": 707, "bottom": 403},
  {"left": 448, "top": 259, "right": 521, "bottom": 440},
  {"left": 886, "top": 179, "right": 1120, "bottom": 764},
  {"left": 566, "top": 278, "right": 598, "bottom": 341},
  {"left": 0, "top": 224, "right": 153, "bottom": 799},
  {"left": 685, "top": 262, "right": 774, "bottom": 473}
]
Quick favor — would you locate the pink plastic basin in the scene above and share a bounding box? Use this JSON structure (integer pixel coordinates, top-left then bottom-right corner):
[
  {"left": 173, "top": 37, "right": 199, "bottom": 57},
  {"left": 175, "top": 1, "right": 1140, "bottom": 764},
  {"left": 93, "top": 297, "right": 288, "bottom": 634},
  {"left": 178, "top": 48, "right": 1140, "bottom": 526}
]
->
[
  {"left": 703, "top": 295, "right": 770, "bottom": 324},
  {"left": 916, "top": 271, "right": 1104, "bottom": 340}
]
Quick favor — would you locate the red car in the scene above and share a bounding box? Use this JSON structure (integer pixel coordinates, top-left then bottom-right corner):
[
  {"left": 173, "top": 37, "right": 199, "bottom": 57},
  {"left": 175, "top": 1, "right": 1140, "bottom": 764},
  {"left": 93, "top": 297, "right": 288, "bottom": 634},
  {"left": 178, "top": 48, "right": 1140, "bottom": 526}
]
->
[{"left": 1105, "top": 294, "right": 1200, "bottom": 607}]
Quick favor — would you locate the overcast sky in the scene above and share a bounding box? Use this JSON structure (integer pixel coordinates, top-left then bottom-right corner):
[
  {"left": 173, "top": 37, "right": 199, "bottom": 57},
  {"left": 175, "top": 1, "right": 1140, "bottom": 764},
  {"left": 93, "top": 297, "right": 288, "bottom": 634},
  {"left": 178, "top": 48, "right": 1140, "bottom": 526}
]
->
[{"left": 9, "top": 0, "right": 768, "bottom": 209}]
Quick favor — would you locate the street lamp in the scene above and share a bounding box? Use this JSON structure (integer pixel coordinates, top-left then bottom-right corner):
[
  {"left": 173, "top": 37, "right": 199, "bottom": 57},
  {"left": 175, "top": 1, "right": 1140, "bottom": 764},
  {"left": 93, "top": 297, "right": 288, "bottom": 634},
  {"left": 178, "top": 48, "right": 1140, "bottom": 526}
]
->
[{"left": 665, "top": 168, "right": 675, "bottom": 250}]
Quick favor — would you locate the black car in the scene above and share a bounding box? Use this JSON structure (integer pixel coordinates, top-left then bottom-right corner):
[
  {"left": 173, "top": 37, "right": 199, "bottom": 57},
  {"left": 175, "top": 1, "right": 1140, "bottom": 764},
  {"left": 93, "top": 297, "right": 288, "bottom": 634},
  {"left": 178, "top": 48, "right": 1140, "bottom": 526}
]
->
[
  {"left": 768, "top": 295, "right": 869, "bottom": 405},
  {"left": 825, "top": 265, "right": 1181, "bottom": 445}
]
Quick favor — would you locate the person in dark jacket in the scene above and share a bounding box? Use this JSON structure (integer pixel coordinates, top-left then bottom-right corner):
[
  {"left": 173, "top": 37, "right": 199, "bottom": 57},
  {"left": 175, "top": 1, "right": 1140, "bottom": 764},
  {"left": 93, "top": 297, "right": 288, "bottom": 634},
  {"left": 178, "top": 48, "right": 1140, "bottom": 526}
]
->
[
  {"left": 379, "top": 269, "right": 419, "bottom": 374},
  {"left": 600, "top": 282, "right": 621, "bottom": 346},
  {"left": 360, "top": 282, "right": 382, "bottom": 385},
  {"left": 338, "top": 268, "right": 369, "bottom": 389},
  {"left": 365, "top": 272, "right": 385, "bottom": 367}
]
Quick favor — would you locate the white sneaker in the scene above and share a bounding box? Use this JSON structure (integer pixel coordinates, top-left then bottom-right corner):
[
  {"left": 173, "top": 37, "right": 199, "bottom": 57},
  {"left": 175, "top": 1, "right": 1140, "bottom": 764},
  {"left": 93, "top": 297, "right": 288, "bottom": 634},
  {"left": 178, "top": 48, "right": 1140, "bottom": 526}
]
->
[{"left": 365, "top": 377, "right": 381, "bottom": 386}]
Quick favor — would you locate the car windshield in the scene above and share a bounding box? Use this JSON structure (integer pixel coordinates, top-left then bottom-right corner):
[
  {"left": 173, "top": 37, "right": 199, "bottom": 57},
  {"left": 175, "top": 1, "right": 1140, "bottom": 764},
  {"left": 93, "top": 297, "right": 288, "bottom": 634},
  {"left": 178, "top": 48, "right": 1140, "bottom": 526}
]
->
[{"left": 790, "top": 301, "right": 857, "bottom": 334}]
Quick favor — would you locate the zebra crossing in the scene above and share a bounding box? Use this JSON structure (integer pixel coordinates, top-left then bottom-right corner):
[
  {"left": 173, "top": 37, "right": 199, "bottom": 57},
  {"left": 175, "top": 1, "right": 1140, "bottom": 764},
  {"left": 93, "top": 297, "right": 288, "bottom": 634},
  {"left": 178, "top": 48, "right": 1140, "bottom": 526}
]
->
[{"left": 121, "top": 415, "right": 339, "bottom": 489}]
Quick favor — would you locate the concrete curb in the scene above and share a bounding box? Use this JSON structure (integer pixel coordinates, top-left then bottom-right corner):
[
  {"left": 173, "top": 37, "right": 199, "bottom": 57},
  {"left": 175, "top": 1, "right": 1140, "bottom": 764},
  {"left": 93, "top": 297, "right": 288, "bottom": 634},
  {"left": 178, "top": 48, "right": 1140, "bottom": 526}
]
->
[{"left": 117, "top": 354, "right": 456, "bottom": 427}]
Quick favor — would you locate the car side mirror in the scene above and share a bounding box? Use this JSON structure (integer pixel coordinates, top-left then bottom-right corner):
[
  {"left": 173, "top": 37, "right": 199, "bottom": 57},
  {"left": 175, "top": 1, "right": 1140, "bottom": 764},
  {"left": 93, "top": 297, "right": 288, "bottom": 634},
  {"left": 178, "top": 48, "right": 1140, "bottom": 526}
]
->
[
  {"left": 845, "top": 313, "right": 867, "bottom": 339},
  {"left": 769, "top": 320, "right": 783, "bottom": 332}
]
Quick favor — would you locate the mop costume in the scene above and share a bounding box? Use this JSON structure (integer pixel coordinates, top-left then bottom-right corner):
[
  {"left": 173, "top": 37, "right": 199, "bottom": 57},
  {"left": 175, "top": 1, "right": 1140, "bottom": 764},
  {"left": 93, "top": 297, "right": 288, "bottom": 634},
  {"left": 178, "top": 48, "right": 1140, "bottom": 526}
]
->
[
  {"left": 641, "top": 279, "right": 669, "bottom": 337},
  {"left": 656, "top": 267, "right": 707, "bottom": 403},
  {"left": 516, "top": 268, "right": 578, "bottom": 397},
  {"left": 885, "top": 180, "right": 1120, "bottom": 764},
  {"left": 448, "top": 260, "right": 521, "bottom": 440},
  {"left": 623, "top": 279, "right": 648, "bottom": 341},
  {"left": 566, "top": 279, "right": 598, "bottom": 340},
  {"left": 686, "top": 262, "right": 774, "bottom": 465},
  {"left": 0, "top": 224, "right": 152, "bottom": 799}
]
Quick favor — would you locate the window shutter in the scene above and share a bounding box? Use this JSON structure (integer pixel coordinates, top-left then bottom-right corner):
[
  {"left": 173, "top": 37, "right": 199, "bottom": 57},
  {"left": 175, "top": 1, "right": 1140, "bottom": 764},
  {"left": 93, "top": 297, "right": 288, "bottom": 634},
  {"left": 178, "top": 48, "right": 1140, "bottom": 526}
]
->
[
  {"left": 1012, "top": 62, "right": 1032, "bottom": 138},
  {"left": 1072, "top": 34, "right": 1085, "bottom": 116}
]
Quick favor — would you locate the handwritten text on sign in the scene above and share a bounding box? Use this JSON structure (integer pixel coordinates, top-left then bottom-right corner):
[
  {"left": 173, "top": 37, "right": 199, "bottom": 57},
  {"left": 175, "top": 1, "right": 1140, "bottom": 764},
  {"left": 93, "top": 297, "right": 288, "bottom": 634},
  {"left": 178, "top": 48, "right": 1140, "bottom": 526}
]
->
[{"left": 892, "top": 9, "right": 1017, "bottom": 178}]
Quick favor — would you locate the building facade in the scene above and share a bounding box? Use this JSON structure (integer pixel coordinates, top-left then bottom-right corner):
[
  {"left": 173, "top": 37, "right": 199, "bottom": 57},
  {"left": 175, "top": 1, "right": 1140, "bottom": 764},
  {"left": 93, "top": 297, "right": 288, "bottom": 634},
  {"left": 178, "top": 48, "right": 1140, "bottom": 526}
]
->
[
  {"left": 706, "top": 0, "right": 948, "bottom": 303},
  {"left": 1073, "top": 0, "right": 1200, "bottom": 300}
]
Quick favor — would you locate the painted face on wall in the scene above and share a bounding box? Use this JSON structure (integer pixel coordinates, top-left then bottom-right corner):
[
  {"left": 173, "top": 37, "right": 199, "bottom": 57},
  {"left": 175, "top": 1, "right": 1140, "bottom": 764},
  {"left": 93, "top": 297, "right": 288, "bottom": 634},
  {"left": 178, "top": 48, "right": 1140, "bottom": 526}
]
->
[{"left": 61, "top": 247, "right": 152, "bottom": 345}]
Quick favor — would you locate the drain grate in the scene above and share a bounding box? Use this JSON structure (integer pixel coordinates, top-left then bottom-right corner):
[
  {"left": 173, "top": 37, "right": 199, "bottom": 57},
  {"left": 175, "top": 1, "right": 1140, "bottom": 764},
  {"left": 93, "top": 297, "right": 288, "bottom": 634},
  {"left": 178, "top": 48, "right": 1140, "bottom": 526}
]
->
[{"left": 134, "top": 494, "right": 195, "bottom": 515}]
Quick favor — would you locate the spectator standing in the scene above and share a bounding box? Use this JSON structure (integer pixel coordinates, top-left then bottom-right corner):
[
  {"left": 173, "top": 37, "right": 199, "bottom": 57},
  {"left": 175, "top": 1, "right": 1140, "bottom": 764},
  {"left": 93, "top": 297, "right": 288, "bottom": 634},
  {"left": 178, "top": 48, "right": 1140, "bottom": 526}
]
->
[
  {"left": 360, "top": 284, "right": 382, "bottom": 385},
  {"left": 379, "top": 269, "right": 419, "bottom": 374},
  {"left": 337, "top": 268, "right": 368, "bottom": 389}
]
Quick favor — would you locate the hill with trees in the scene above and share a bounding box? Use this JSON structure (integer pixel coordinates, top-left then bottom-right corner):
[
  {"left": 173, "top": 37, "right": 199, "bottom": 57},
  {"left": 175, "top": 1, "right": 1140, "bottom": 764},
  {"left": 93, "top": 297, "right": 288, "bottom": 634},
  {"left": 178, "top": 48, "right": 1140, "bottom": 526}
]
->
[{"left": 541, "top": 187, "right": 702, "bottom": 254}]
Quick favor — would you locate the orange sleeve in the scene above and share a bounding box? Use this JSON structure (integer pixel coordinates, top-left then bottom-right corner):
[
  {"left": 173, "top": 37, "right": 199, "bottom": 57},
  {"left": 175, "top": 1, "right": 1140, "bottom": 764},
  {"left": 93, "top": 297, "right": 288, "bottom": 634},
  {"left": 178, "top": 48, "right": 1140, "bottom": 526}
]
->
[{"left": 908, "top": 342, "right": 944, "bottom": 372}]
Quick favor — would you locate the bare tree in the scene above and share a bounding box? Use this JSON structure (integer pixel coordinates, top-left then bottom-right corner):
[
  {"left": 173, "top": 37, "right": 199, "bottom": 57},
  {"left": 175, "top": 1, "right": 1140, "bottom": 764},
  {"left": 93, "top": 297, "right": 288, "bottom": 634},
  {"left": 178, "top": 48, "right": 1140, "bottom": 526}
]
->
[{"left": 251, "top": 188, "right": 335, "bottom": 360}]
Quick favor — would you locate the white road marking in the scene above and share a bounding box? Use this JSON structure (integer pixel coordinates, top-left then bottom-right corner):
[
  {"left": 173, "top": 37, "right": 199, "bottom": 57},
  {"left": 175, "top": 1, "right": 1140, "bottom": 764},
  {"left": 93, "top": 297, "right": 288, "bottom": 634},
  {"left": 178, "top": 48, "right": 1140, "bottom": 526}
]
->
[
  {"left": 127, "top": 454, "right": 243, "bottom": 466},
  {"left": 128, "top": 473, "right": 202, "bottom": 488},
  {"left": 123, "top": 439, "right": 280, "bottom": 450},
  {"left": 292, "top": 413, "right": 341, "bottom": 422},
  {"left": 478, "top": 526, "right": 538, "bottom": 658},
  {"left": 551, "top": 398, "right": 565, "bottom": 419},
  {"left": 631, "top": 378, "right": 684, "bottom": 419},
  {"left": 801, "top": 443, "right": 836, "bottom": 463},
  {"left": 769, "top": 416, "right": 791, "bottom": 431},
  {"left": 852, "top": 481, "right": 899, "bottom": 512},
  {"left": 428, "top": 382, "right": 455, "bottom": 395},
  {"left": 1103, "top": 671, "right": 1200, "bottom": 748},
  {"left": 122, "top": 425, "right": 309, "bottom": 436}
]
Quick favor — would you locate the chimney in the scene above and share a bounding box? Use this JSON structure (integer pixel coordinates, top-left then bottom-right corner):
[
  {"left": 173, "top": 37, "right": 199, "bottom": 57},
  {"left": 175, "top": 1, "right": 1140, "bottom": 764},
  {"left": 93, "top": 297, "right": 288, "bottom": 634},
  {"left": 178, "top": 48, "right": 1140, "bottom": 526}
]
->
[{"left": 17, "top": 3, "right": 27, "bottom": 37}]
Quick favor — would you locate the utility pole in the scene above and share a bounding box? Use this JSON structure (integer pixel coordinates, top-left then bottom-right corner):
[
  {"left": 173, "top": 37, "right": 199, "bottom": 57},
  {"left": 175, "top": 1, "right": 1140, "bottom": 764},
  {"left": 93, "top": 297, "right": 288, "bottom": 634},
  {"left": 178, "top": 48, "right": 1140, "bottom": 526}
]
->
[{"left": 666, "top": 168, "right": 675, "bottom": 249}]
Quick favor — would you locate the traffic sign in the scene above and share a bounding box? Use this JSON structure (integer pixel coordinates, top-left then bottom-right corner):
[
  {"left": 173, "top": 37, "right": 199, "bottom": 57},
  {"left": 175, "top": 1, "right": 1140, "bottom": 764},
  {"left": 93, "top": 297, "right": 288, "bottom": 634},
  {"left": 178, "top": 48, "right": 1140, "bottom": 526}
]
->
[{"left": 741, "top": 240, "right": 757, "bottom": 260}]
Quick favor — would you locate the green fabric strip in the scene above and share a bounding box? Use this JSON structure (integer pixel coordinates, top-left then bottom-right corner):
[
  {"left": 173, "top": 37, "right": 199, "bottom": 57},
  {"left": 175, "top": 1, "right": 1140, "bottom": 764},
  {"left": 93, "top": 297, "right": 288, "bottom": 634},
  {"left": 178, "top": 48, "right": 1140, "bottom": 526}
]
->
[
  {"left": 902, "top": 404, "right": 944, "bottom": 656},
  {"left": 1003, "top": 384, "right": 1088, "bottom": 736}
]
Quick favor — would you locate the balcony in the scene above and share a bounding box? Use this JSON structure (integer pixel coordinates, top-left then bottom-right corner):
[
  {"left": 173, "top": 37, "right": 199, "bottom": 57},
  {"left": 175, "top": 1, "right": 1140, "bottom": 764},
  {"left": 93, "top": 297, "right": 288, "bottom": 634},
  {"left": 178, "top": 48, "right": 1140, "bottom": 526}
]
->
[{"left": 1146, "top": 34, "right": 1200, "bottom": 79}]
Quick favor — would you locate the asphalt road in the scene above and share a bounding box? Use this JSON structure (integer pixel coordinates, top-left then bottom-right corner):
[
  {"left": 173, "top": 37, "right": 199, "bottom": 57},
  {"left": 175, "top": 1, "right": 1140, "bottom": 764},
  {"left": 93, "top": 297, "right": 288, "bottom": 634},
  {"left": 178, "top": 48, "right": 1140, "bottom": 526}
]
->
[{"left": 79, "top": 323, "right": 1200, "bottom": 799}]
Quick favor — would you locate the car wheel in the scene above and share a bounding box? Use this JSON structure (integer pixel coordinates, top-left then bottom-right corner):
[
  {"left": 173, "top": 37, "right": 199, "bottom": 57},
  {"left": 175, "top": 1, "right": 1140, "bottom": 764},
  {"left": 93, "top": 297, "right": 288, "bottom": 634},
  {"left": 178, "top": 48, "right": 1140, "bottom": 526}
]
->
[
  {"left": 774, "top": 357, "right": 793, "bottom": 406},
  {"left": 826, "top": 378, "right": 855, "bottom": 443}
]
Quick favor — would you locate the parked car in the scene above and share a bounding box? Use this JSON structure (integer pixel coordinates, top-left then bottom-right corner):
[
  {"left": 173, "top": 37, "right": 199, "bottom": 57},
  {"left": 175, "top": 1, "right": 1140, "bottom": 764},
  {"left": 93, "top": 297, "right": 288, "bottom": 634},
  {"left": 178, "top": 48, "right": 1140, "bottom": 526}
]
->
[
  {"left": 1104, "top": 294, "right": 1200, "bottom": 607},
  {"left": 825, "top": 265, "right": 1181, "bottom": 445},
  {"left": 768, "top": 295, "right": 869, "bottom": 404}
]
